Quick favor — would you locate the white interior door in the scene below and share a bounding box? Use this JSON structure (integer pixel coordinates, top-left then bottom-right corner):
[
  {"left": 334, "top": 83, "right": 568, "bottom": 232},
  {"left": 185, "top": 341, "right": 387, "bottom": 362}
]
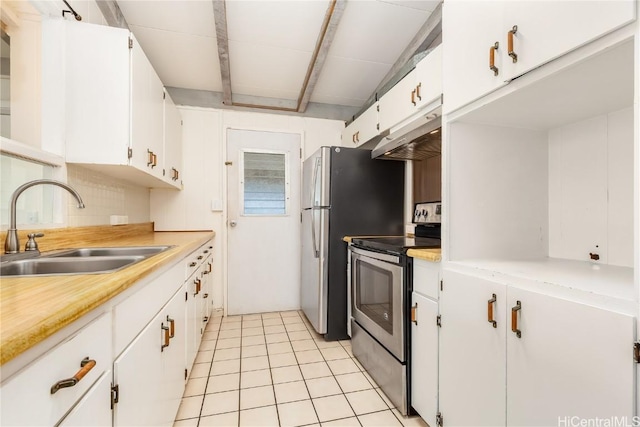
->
[{"left": 227, "top": 129, "right": 301, "bottom": 315}]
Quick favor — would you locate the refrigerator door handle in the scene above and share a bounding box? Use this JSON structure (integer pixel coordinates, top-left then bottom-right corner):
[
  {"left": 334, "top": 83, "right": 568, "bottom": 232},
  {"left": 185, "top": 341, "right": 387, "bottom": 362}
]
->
[{"left": 310, "top": 157, "right": 321, "bottom": 258}]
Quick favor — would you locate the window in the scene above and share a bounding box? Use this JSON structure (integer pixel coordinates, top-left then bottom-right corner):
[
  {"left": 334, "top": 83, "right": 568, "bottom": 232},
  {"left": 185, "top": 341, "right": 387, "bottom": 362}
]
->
[{"left": 240, "top": 150, "right": 289, "bottom": 216}]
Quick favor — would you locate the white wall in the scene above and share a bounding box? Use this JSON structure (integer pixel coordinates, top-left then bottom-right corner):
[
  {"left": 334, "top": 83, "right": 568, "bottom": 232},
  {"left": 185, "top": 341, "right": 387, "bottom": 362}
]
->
[{"left": 150, "top": 106, "right": 344, "bottom": 311}]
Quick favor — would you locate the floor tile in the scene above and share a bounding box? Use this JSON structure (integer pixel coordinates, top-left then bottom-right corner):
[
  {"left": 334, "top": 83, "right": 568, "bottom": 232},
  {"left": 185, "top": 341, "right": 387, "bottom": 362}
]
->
[
  {"left": 240, "top": 385, "right": 275, "bottom": 410},
  {"left": 183, "top": 377, "right": 208, "bottom": 397},
  {"left": 261, "top": 312, "right": 281, "bottom": 319},
  {"left": 353, "top": 358, "right": 366, "bottom": 373},
  {"left": 358, "top": 410, "right": 403, "bottom": 426},
  {"left": 243, "top": 314, "right": 263, "bottom": 321},
  {"left": 264, "top": 325, "right": 287, "bottom": 335},
  {"left": 220, "top": 322, "right": 242, "bottom": 331},
  {"left": 173, "top": 417, "right": 199, "bottom": 427},
  {"left": 175, "top": 395, "right": 203, "bottom": 420},
  {"left": 299, "top": 362, "right": 332, "bottom": 380},
  {"left": 335, "top": 372, "right": 374, "bottom": 393},
  {"left": 345, "top": 389, "right": 388, "bottom": 415},
  {"left": 242, "top": 327, "right": 265, "bottom": 337},
  {"left": 271, "top": 365, "right": 304, "bottom": 384},
  {"left": 284, "top": 323, "right": 308, "bottom": 332},
  {"left": 190, "top": 363, "right": 211, "bottom": 379},
  {"left": 315, "top": 340, "right": 342, "bottom": 349},
  {"left": 288, "top": 330, "right": 313, "bottom": 341},
  {"left": 268, "top": 341, "right": 294, "bottom": 355},
  {"left": 305, "top": 376, "right": 342, "bottom": 399},
  {"left": 391, "top": 409, "right": 429, "bottom": 427},
  {"left": 327, "top": 358, "right": 360, "bottom": 375},
  {"left": 211, "top": 359, "right": 241, "bottom": 376},
  {"left": 291, "top": 339, "right": 317, "bottom": 352},
  {"left": 321, "top": 416, "right": 361, "bottom": 427},
  {"left": 206, "top": 372, "right": 240, "bottom": 394},
  {"left": 216, "top": 337, "right": 242, "bottom": 349},
  {"left": 320, "top": 347, "right": 350, "bottom": 361},
  {"left": 295, "top": 349, "right": 324, "bottom": 364},
  {"left": 202, "top": 331, "right": 219, "bottom": 341},
  {"left": 312, "top": 395, "right": 355, "bottom": 422},
  {"left": 242, "top": 344, "right": 268, "bottom": 358},
  {"left": 199, "top": 339, "right": 217, "bottom": 351},
  {"left": 375, "top": 388, "right": 393, "bottom": 408},
  {"left": 242, "top": 335, "right": 266, "bottom": 346},
  {"left": 198, "top": 411, "right": 239, "bottom": 427},
  {"left": 201, "top": 390, "right": 239, "bottom": 416},
  {"left": 265, "top": 332, "right": 290, "bottom": 344},
  {"left": 218, "top": 328, "right": 242, "bottom": 339},
  {"left": 273, "top": 380, "right": 310, "bottom": 404},
  {"left": 213, "top": 347, "right": 241, "bottom": 361},
  {"left": 205, "top": 322, "right": 220, "bottom": 332},
  {"left": 239, "top": 405, "right": 279, "bottom": 427},
  {"left": 278, "top": 399, "right": 318, "bottom": 426},
  {"left": 243, "top": 319, "right": 263, "bottom": 329},
  {"left": 240, "top": 369, "right": 273, "bottom": 389},
  {"left": 344, "top": 346, "right": 354, "bottom": 357},
  {"left": 241, "top": 355, "right": 270, "bottom": 372},
  {"left": 269, "top": 352, "right": 298, "bottom": 368},
  {"left": 263, "top": 318, "right": 284, "bottom": 326},
  {"left": 280, "top": 311, "right": 300, "bottom": 318},
  {"left": 222, "top": 315, "right": 243, "bottom": 323},
  {"left": 283, "top": 317, "right": 304, "bottom": 325}
]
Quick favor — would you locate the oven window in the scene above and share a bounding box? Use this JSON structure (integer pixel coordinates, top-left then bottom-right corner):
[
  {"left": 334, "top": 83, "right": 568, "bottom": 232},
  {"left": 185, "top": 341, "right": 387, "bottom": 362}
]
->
[{"left": 355, "top": 259, "right": 394, "bottom": 334}]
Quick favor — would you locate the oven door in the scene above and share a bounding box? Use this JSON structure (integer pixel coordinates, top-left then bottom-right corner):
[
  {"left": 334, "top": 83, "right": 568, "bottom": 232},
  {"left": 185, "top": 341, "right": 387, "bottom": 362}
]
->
[{"left": 350, "top": 246, "right": 405, "bottom": 362}]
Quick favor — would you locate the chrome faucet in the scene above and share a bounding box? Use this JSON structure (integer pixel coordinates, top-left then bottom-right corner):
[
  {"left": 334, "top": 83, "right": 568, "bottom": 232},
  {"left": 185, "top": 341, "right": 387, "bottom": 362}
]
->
[{"left": 4, "top": 179, "right": 85, "bottom": 254}]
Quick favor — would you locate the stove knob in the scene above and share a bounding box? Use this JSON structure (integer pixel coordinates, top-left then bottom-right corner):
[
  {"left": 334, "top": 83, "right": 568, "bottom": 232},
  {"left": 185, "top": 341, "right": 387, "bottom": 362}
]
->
[{"left": 422, "top": 209, "right": 428, "bottom": 217}]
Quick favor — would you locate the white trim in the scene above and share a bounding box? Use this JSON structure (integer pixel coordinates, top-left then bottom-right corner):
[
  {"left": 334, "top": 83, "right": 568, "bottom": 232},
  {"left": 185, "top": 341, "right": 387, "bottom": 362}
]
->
[{"left": 0, "top": 137, "right": 65, "bottom": 167}]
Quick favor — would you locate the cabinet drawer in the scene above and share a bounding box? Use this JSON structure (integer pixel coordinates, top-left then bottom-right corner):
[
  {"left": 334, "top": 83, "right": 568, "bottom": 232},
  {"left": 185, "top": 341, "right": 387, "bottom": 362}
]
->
[
  {"left": 413, "top": 259, "right": 440, "bottom": 300},
  {"left": 185, "top": 241, "right": 214, "bottom": 280},
  {"left": 1, "top": 313, "right": 112, "bottom": 426}
]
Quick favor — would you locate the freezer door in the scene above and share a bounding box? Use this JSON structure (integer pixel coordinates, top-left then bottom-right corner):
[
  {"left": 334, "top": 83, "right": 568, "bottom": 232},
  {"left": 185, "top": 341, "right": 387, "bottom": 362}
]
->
[
  {"left": 302, "top": 147, "right": 331, "bottom": 209},
  {"left": 301, "top": 207, "right": 329, "bottom": 334}
]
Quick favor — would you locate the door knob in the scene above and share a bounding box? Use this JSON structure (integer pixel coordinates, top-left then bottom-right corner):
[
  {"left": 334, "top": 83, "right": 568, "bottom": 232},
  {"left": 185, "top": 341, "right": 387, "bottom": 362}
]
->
[{"left": 229, "top": 220, "right": 237, "bottom": 227}]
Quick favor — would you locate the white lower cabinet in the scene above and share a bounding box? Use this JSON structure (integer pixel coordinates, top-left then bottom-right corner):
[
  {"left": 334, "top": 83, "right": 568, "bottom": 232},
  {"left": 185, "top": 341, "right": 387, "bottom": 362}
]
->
[
  {"left": 410, "top": 292, "right": 438, "bottom": 426},
  {"left": 58, "top": 371, "right": 113, "bottom": 427},
  {"left": 113, "top": 288, "right": 186, "bottom": 427},
  {"left": 439, "top": 269, "right": 636, "bottom": 426}
]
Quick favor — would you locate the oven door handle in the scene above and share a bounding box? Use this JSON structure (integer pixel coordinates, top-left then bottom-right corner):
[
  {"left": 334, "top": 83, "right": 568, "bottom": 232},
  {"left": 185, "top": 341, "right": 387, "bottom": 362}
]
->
[{"left": 350, "top": 246, "right": 401, "bottom": 264}]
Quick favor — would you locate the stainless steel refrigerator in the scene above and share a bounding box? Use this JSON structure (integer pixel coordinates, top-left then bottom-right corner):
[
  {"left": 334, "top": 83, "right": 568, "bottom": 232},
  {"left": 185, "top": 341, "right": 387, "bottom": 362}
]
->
[{"left": 301, "top": 146, "right": 404, "bottom": 340}]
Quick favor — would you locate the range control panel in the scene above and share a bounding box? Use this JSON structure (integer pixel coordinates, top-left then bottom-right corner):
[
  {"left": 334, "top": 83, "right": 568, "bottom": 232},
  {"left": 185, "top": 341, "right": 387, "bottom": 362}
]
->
[{"left": 414, "top": 202, "right": 442, "bottom": 224}]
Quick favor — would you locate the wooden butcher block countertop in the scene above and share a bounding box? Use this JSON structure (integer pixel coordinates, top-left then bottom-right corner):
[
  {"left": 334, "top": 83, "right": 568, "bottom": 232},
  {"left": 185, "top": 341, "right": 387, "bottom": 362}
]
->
[
  {"left": 406, "top": 248, "right": 442, "bottom": 262},
  {"left": 0, "top": 223, "right": 214, "bottom": 365}
]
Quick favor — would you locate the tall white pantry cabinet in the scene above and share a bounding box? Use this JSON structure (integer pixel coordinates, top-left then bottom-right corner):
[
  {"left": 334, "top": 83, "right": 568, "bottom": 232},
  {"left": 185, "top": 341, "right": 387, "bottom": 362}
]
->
[{"left": 439, "top": 1, "right": 640, "bottom": 425}]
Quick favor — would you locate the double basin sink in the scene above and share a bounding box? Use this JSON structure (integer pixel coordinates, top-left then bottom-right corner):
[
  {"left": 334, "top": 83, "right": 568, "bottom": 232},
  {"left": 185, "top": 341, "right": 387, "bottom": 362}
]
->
[{"left": 1, "top": 246, "right": 173, "bottom": 277}]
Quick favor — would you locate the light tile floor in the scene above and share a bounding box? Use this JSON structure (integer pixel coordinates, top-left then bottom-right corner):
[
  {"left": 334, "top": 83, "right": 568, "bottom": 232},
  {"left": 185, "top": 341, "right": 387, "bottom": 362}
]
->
[{"left": 174, "top": 310, "right": 428, "bottom": 427}]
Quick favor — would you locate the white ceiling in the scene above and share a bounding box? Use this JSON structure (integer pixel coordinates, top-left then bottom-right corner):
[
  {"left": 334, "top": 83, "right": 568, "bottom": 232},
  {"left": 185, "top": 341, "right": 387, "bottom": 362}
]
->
[{"left": 117, "top": 0, "right": 439, "bottom": 110}]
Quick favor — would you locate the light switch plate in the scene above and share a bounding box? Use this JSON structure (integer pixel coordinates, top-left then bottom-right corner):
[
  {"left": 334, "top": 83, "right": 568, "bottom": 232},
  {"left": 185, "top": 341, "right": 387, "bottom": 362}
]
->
[{"left": 211, "top": 199, "right": 223, "bottom": 212}]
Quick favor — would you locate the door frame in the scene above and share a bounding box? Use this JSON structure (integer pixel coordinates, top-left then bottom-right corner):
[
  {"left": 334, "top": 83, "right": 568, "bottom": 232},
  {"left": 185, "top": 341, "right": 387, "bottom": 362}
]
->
[{"left": 222, "top": 123, "right": 305, "bottom": 316}]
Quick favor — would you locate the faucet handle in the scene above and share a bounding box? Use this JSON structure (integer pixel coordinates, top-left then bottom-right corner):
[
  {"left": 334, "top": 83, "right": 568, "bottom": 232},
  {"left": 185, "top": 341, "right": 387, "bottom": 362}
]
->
[{"left": 25, "top": 233, "right": 44, "bottom": 252}]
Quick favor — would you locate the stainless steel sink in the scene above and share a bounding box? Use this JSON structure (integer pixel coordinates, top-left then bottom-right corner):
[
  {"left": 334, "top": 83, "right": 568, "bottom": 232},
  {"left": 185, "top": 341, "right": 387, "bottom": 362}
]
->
[
  {"left": 50, "top": 246, "right": 173, "bottom": 258},
  {"left": 0, "top": 256, "right": 145, "bottom": 277}
]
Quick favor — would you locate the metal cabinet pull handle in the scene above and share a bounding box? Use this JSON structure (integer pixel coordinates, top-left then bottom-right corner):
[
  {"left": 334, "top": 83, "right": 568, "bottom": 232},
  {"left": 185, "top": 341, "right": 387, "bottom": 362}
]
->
[
  {"left": 197, "top": 255, "right": 203, "bottom": 260},
  {"left": 189, "top": 262, "right": 197, "bottom": 267},
  {"left": 208, "top": 262, "right": 212, "bottom": 273},
  {"left": 411, "top": 89, "right": 417, "bottom": 106},
  {"left": 415, "top": 83, "right": 422, "bottom": 101},
  {"left": 167, "top": 316, "right": 175, "bottom": 338},
  {"left": 511, "top": 301, "right": 522, "bottom": 338},
  {"left": 490, "top": 42, "right": 499, "bottom": 76},
  {"left": 147, "top": 149, "right": 154, "bottom": 166},
  {"left": 50, "top": 357, "right": 96, "bottom": 394},
  {"left": 203, "top": 293, "right": 209, "bottom": 299},
  {"left": 194, "top": 278, "right": 201, "bottom": 295},
  {"left": 152, "top": 153, "right": 158, "bottom": 168},
  {"left": 487, "top": 294, "right": 497, "bottom": 328},
  {"left": 161, "top": 323, "right": 170, "bottom": 351},
  {"left": 508, "top": 25, "right": 518, "bottom": 63},
  {"left": 411, "top": 303, "right": 418, "bottom": 325}
]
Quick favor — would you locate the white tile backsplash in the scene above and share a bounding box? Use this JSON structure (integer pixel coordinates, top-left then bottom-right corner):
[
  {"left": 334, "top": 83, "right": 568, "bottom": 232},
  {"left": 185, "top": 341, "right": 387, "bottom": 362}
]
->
[{"left": 66, "top": 165, "right": 150, "bottom": 227}]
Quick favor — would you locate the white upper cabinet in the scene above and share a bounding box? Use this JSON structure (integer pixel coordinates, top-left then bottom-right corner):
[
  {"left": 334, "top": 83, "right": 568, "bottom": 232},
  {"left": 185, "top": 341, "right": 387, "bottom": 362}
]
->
[
  {"left": 60, "top": 21, "right": 178, "bottom": 189},
  {"left": 443, "top": 0, "right": 636, "bottom": 113},
  {"left": 162, "top": 90, "right": 183, "bottom": 188},
  {"left": 341, "top": 102, "right": 379, "bottom": 147},
  {"left": 379, "top": 45, "right": 442, "bottom": 132}
]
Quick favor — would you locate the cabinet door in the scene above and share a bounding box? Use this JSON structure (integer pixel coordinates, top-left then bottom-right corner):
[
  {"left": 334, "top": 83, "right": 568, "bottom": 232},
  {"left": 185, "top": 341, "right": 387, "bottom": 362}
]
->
[
  {"left": 414, "top": 45, "right": 442, "bottom": 110},
  {"left": 114, "top": 289, "right": 185, "bottom": 426},
  {"left": 506, "top": 287, "right": 636, "bottom": 425},
  {"left": 439, "top": 270, "right": 506, "bottom": 426},
  {"left": 378, "top": 69, "right": 417, "bottom": 132},
  {"left": 410, "top": 292, "right": 438, "bottom": 425},
  {"left": 58, "top": 371, "right": 112, "bottom": 427},
  {"left": 185, "top": 268, "right": 204, "bottom": 373},
  {"left": 202, "top": 256, "right": 214, "bottom": 320},
  {"left": 503, "top": 0, "right": 636, "bottom": 80},
  {"left": 342, "top": 102, "right": 379, "bottom": 147},
  {"left": 130, "top": 35, "right": 165, "bottom": 179},
  {"left": 163, "top": 89, "right": 183, "bottom": 188},
  {"left": 442, "top": 1, "right": 506, "bottom": 114}
]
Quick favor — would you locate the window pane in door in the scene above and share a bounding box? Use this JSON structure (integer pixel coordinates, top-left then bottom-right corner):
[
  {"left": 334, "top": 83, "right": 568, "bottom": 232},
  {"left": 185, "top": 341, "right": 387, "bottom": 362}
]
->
[{"left": 243, "top": 151, "right": 288, "bottom": 215}]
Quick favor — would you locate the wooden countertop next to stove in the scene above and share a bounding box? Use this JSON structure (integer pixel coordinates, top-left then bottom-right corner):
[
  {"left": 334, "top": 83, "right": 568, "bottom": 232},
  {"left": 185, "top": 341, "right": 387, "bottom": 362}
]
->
[
  {"left": 406, "top": 248, "right": 442, "bottom": 263},
  {"left": 0, "top": 223, "right": 214, "bottom": 365}
]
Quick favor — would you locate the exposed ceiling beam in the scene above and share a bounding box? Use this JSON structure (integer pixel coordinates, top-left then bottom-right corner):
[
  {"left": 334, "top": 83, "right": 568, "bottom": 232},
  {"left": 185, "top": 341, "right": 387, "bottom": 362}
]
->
[
  {"left": 296, "top": 0, "right": 346, "bottom": 113},
  {"left": 212, "top": 0, "right": 232, "bottom": 106},
  {"left": 96, "top": 0, "right": 129, "bottom": 29}
]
